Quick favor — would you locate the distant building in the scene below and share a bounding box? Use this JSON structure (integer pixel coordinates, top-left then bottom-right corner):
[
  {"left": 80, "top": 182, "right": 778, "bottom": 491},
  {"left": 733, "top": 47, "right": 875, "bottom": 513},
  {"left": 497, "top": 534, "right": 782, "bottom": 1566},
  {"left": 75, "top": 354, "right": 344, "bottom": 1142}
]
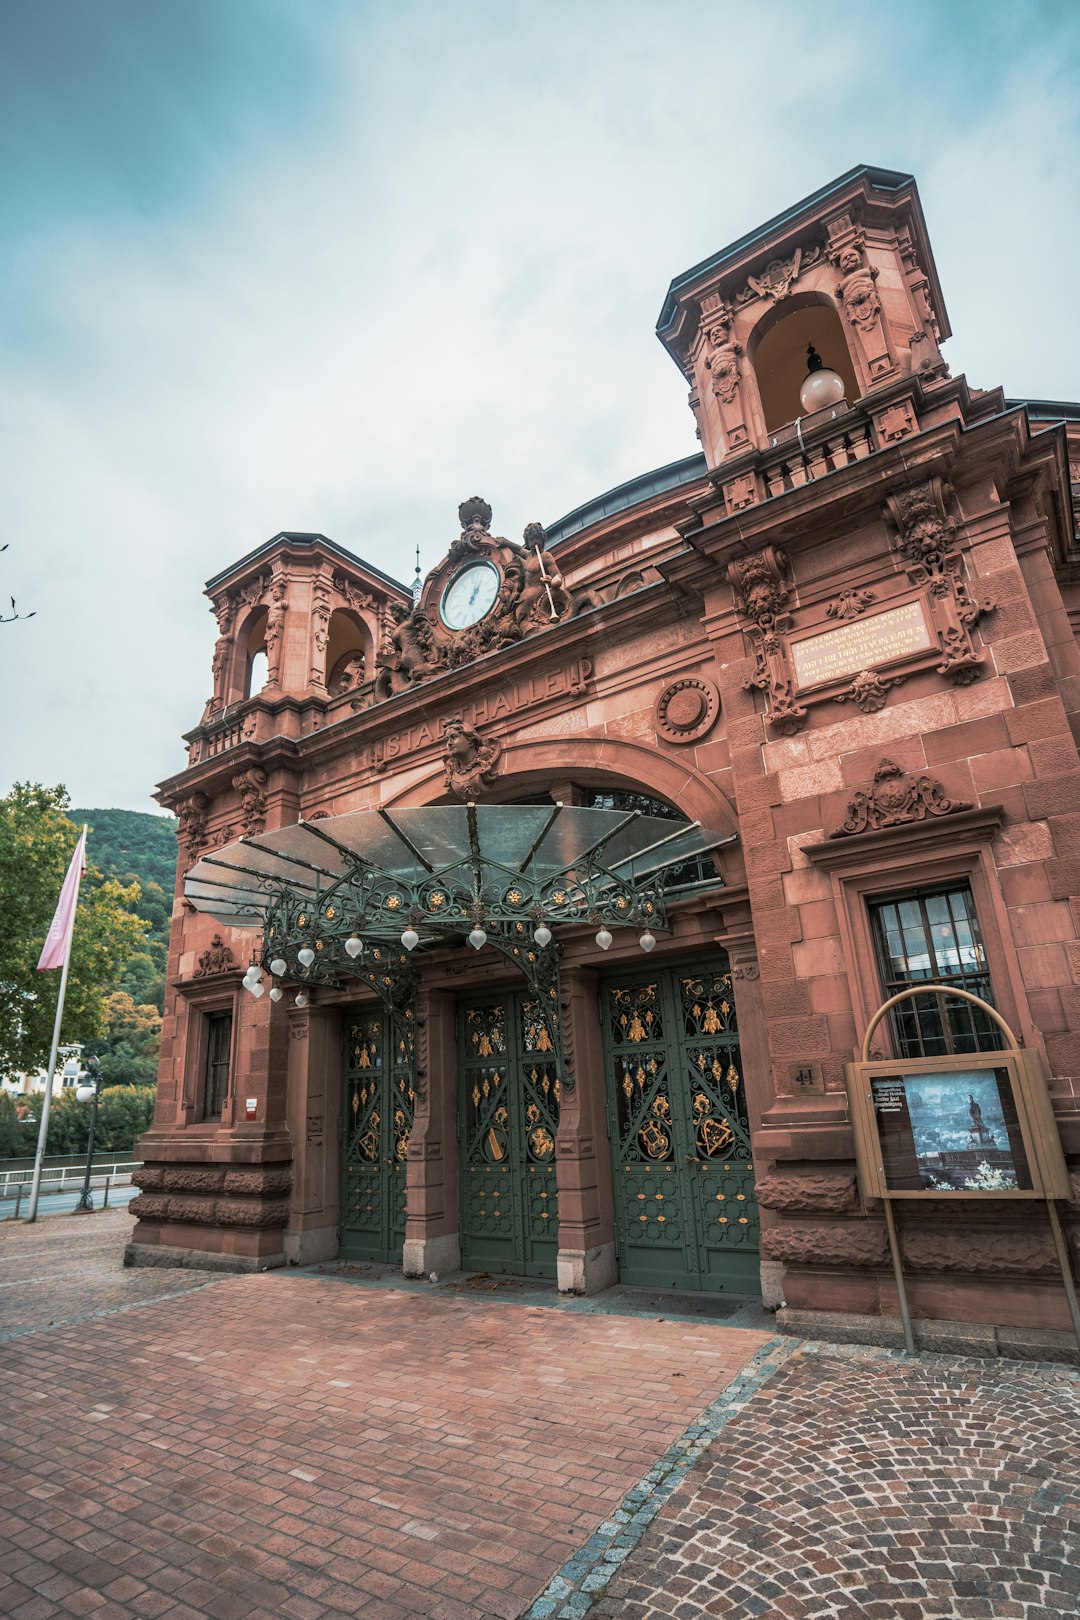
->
[
  {"left": 130, "top": 166, "right": 1080, "bottom": 1339},
  {"left": 3, "top": 1045, "right": 84, "bottom": 1097}
]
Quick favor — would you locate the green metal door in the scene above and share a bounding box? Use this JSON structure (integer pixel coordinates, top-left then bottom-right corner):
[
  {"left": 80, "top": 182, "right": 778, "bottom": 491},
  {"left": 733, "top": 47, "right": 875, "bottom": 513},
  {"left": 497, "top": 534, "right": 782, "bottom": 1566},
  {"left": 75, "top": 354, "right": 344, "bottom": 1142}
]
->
[
  {"left": 340, "top": 1005, "right": 415, "bottom": 1263},
  {"left": 602, "top": 961, "right": 759, "bottom": 1293},
  {"left": 459, "top": 990, "right": 560, "bottom": 1278}
]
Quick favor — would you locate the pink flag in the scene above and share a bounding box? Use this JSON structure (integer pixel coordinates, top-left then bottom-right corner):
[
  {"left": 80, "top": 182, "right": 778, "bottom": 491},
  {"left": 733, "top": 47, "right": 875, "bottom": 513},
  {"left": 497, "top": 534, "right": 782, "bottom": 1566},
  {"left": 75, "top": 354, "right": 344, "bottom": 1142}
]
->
[{"left": 36, "top": 828, "right": 87, "bottom": 971}]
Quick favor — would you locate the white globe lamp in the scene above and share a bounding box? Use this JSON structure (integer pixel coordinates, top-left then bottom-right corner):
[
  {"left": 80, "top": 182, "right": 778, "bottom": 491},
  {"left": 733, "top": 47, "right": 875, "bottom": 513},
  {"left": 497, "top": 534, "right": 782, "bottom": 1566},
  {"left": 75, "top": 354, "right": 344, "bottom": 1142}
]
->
[{"left": 798, "top": 344, "right": 845, "bottom": 415}]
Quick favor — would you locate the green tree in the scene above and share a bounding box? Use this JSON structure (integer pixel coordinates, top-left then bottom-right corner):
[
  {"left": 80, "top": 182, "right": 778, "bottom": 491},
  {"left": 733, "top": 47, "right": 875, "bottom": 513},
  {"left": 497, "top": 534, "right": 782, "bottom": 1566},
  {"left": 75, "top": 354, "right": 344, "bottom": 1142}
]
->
[
  {"left": 86, "top": 990, "right": 162, "bottom": 1087},
  {"left": 0, "top": 785, "right": 150, "bottom": 1080},
  {"left": 0, "top": 1092, "right": 25, "bottom": 1157},
  {"left": 117, "top": 951, "right": 166, "bottom": 1013},
  {"left": 95, "top": 1085, "right": 156, "bottom": 1153}
]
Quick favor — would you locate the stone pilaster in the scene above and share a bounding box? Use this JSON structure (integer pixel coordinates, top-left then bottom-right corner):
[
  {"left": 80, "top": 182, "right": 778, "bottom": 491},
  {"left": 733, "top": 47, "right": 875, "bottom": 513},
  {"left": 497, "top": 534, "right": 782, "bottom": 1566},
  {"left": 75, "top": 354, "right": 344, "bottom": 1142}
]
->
[
  {"left": 282, "top": 1005, "right": 341, "bottom": 1265},
  {"left": 403, "top": 985, "right": 460, "bottom": 1277},
  {"left": 554, "top": 965, "right": 617, "bottom": 1294}
]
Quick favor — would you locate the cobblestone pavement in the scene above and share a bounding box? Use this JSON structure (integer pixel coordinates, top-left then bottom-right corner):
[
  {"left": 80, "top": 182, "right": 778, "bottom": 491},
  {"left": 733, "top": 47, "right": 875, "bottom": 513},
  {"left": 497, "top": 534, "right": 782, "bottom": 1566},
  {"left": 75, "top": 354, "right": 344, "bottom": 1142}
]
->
[
  {"left": 579, "top": 1342, "right": 1080, "bottom": 1620},
  {"left": 0, "top": 1212, "right": 767, "bottom": 1619},
  {"left": 0, "top": 1208, "right": 223, "bottom": 1340}
]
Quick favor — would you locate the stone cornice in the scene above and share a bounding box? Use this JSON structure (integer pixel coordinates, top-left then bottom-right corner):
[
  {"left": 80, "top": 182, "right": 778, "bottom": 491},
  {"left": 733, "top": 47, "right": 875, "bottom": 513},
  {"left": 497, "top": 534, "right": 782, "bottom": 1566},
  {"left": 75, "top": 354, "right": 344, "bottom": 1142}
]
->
[
  {"left": 803, "top": 806, "right": 1005, "bottom": 868},
  {"left": 158, "top": 577, "right": 691, "bottom": 803},
  {"left": 657, "top": 165, "right": 949, "bottom": 365},
  {"left": 661, "top": 395, "right": 1071, "bottom": 599},
  {"left": 205, "top": 532, "right": 411, "bottom": 602}
]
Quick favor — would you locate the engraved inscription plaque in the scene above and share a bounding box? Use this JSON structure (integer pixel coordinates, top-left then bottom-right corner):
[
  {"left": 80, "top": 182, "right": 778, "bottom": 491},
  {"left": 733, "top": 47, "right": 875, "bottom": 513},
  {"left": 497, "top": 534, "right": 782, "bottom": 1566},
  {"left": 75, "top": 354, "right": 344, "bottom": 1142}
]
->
[{"left": 790, "top": 600, "right": 933, "bottom": 691}]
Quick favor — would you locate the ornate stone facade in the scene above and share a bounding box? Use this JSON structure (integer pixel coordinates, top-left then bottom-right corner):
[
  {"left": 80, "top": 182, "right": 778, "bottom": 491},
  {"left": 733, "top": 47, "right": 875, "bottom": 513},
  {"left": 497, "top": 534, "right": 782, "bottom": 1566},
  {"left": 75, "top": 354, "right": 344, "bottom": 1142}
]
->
[{"left": 138, "top": 165, "right": 1080, "bottom": 1340}]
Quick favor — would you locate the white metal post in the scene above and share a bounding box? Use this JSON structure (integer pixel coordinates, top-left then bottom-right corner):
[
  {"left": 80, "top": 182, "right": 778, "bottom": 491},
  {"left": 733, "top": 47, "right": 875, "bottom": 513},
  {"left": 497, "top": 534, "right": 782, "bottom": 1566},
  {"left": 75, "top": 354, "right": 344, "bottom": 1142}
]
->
[{"left": 26, "top": 826, "right": 87, "bottom": 1223}]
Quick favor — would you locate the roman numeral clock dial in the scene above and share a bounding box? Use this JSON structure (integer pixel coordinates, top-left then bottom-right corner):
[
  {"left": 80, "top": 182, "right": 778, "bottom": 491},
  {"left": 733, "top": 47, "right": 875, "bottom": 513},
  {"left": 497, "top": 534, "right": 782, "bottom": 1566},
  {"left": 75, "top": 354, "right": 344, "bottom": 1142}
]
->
[{"left": 440, "top": 561, "right": 500, "bottom": 630}]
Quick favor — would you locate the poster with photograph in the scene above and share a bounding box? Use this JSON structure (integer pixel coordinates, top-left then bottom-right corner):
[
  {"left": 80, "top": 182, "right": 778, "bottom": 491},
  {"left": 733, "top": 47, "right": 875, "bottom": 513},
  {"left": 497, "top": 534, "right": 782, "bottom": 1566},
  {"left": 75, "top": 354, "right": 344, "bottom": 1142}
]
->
[{"left": 870, "top": 1068, "right": 1033, "bottom": 1193}]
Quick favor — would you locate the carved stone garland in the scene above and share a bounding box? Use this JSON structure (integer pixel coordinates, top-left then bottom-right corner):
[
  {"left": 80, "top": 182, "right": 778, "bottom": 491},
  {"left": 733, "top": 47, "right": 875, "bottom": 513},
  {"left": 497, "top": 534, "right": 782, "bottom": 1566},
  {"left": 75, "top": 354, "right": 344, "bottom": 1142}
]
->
[
  {"left": 885, "top": 478, "right": 995, "bottom": 685},
  {"left": 728, "top": 546, "right": 807, "bottom": 737}
]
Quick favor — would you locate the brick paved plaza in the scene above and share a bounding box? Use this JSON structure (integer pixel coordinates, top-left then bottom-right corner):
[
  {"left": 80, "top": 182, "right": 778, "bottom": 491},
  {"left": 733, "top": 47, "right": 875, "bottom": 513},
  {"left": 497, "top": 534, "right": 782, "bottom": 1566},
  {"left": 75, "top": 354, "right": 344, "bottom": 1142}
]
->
[
  {"left": 2, "top": 1212, "right": 1079, "bottom": 1619},
  {"left": 583, "top": 1344, "right": 1080, "bottom": 1620}
]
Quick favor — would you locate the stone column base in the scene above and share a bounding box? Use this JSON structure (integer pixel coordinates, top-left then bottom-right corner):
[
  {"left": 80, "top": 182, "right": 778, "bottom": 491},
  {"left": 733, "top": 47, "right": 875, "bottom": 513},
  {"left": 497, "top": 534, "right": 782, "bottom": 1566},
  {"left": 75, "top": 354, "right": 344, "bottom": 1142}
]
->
[
  {"left": 557, "top": 1242, "right": 618, "bottom": 1296},
  {"left": 403, "top": 1230, "right": 460, "bottom": 1279},
  {"left": 759, "top": 1259, "right": 786, "bottom": 1310},
  {"left": 123, "top": 1242, "right": 285, "bottom": 1273},
  {"left": 284, "top": 1226, "right": 339, "bottom": 1266}
]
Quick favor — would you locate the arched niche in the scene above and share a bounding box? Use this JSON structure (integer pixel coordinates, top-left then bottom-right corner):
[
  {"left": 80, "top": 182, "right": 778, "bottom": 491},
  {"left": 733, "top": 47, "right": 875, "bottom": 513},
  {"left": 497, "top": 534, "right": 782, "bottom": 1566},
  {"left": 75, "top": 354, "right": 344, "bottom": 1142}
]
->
[
  {"left": 326, "top": 609, "right": 370, "bottom": 697},
  {"left": 243, "top": 608, "right": 269, "bottom": 699},
  {"left": 386, "top": 736, "right": 743, "bottom": 885},
  {"left": 749, "top": 294, "right": 861, "bottom": 435}
]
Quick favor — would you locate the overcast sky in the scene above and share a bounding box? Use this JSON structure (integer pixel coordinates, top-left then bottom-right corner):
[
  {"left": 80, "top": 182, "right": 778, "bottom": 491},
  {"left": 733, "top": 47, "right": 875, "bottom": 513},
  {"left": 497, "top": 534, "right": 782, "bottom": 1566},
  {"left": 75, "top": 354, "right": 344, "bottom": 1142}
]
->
[{"left": 2, "top": 0, "right": 1078, "bottom": 816}]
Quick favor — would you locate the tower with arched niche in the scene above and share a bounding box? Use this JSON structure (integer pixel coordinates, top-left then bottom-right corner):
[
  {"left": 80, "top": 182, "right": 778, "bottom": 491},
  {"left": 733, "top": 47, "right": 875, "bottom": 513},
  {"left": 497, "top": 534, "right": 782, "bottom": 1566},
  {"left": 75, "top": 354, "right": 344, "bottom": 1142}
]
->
[
  {"left": 657, "top": 165, "right": 950, "bottom": 471},
  {"left": 198, "top": 531, "right": 411, "bottom": 743}
]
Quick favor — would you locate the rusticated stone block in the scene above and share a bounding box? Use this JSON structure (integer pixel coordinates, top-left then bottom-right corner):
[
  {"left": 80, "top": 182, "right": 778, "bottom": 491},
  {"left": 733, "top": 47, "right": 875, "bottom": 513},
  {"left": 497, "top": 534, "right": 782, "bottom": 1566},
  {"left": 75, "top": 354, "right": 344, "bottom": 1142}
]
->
[
  {"left": 222, "top": 1168, "right": 293, "bottom": 1197},
  {"left": 132, "top": 1166, "right": 165, "bottom": 1191},
  {"left": 162, "top": 1168, "right": 226, "bottom": 1194},
  {"left": 901, "top": 1228, "right": 1058, "bottom": 1277},
  {"left": 761, "top": 1221, "right": 888, "bottom": 1268},
  {"left": 755, "top": 1172, "right": 858, "bottom": 1213},
  {"left": 129, "top": 1192, "right": 169, "bottom": 1220},
  {"left": 168, "top": 1196, "right": 219, "bottom": 1224},
  {"left": 216, "top": 1198, "right": 290, "bottom": 1228}
]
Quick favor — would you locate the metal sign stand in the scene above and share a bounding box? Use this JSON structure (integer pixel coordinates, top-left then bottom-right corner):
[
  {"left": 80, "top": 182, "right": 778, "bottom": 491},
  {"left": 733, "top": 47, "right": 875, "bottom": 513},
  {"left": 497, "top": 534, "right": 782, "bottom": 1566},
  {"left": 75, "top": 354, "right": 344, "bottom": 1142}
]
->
[{"left": 852, "top": 984, "right": 1080, "bottom": 1358}]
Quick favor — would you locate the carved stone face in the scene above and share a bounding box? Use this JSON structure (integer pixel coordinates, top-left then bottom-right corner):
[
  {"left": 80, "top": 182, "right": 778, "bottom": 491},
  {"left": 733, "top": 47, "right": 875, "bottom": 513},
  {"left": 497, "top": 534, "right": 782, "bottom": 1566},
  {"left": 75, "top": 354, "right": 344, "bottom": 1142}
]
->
[
  {"left": 444, "top": 723, "right": 476, "bottom": 765},
  {"left": 838, "top": 245, "right": 862, "bottom": 274},
  {"left": 709, "top": 346, "right": 740, "bottom": 402},
  {"left": 843, "top": 272, "right": 880, "bottom": 324}
]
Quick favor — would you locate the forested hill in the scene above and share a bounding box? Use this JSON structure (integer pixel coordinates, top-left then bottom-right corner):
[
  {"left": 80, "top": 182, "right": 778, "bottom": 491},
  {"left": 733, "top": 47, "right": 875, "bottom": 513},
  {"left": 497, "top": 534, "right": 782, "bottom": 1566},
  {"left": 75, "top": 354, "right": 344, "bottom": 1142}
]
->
[
  {"left": 70, "top": 809, "right": 178, "bottom": 1007},
  {"left": 71, "top": 808, "right": 177, "bottom": 893}
]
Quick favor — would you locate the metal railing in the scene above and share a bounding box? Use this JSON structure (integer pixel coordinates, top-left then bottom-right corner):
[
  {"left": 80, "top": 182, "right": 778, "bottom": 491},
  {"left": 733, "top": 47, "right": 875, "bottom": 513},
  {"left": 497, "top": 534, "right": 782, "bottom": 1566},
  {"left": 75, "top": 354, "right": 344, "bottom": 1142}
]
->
[{"left": 0, "top": 1163, "right": 140, "bottom": 1220}]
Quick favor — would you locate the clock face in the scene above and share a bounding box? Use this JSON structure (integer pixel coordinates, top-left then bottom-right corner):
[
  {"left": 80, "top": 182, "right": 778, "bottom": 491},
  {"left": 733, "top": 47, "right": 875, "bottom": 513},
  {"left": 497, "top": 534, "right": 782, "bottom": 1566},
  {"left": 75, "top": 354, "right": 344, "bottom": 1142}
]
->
[{"left": 440, "top": 561, "right": 500, "bottom": 630}]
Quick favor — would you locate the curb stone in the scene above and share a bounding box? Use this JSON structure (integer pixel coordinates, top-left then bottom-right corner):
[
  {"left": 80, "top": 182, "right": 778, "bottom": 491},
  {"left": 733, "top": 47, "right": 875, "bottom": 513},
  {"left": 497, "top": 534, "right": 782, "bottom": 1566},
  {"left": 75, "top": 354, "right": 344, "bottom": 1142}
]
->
[{"left": 522, "top": 1334, "right": 797, "bottom": 1620}]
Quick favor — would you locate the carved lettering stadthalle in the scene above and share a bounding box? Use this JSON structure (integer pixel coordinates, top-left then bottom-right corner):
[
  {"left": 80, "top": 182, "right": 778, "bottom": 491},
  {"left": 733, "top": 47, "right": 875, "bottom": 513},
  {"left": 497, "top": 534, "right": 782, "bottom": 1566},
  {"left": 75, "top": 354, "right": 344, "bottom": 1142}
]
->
[{"left": 368, "top": 657, "right": 592, "bottom": 771}]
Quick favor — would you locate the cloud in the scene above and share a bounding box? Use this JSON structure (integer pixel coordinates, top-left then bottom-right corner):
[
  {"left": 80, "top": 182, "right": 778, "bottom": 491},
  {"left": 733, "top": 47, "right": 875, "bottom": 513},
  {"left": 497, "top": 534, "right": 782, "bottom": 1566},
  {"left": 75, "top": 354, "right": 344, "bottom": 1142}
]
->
[{"left": 1, "top": 0, "right": 1078, "bottom": 810}]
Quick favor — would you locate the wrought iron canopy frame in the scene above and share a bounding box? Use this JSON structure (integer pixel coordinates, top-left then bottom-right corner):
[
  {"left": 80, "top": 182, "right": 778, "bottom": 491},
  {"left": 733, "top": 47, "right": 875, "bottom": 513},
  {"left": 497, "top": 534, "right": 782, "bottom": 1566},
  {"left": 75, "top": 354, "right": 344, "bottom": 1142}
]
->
[
  {"left": 184, "top": 804, "right": 732, "bottom": 1076},
  {"left": 186, "top": 803, "right": 729, "bottom": 943}
]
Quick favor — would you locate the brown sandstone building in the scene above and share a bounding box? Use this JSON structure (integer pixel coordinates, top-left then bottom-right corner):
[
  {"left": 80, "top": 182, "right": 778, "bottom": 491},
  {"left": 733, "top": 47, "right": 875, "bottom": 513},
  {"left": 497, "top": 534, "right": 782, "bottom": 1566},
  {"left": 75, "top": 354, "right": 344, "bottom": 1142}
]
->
[{"left": 131, "top": 165, "right": 1080, "bottom": 1341}]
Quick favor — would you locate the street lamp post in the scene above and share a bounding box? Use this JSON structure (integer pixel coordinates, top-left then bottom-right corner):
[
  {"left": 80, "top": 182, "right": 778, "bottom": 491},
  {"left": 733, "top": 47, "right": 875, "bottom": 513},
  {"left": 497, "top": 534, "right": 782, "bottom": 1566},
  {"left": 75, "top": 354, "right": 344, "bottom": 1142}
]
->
[{"left": 74, "top": 1058, "right": 103, "bottom": 1213}]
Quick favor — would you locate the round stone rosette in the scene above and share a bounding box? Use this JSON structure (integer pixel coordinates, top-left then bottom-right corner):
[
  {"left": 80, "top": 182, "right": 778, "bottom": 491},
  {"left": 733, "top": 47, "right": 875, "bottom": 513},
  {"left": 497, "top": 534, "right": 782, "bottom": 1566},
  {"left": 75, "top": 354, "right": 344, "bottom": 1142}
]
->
[{"left": 655, "top": 676, "right": 720, "bottom": 744}]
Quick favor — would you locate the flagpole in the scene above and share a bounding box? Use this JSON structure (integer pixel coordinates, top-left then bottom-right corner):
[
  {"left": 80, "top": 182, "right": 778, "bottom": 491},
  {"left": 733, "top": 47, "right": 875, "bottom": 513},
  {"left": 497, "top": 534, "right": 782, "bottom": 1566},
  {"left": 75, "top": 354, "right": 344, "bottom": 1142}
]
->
[{"left": 26, "top": 825, "right": 88, "bottom": 1223}]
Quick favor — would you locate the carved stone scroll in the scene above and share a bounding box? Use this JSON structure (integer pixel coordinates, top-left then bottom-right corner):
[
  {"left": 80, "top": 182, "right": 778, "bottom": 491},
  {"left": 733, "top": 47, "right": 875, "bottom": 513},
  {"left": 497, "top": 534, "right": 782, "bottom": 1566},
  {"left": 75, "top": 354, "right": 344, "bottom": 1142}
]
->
[
  {"left": 826, "top": 589, "right": 876, "bottom": 621},
  {"left": 232, "top": 767, "right": 269, "bottom": 836},
  {"left": 309, "top": 573, "right": 332, "bottom": 690},
  {"left": 829, "top": 759, "right": 973, "bottom": 840},
  {"left": 193, "top": 935, "right": 238, "bottom": 978},
  {"left": 176, "top": 792, "right": 210, "bottom": 862}
]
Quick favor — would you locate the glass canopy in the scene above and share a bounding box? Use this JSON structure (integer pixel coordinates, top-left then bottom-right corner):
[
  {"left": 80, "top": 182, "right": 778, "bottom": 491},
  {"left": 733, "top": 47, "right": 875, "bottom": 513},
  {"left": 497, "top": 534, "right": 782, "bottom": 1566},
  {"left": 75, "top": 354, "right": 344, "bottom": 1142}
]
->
[{"left": 184, "top": 803, "right": 732, "bottom": 941}]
